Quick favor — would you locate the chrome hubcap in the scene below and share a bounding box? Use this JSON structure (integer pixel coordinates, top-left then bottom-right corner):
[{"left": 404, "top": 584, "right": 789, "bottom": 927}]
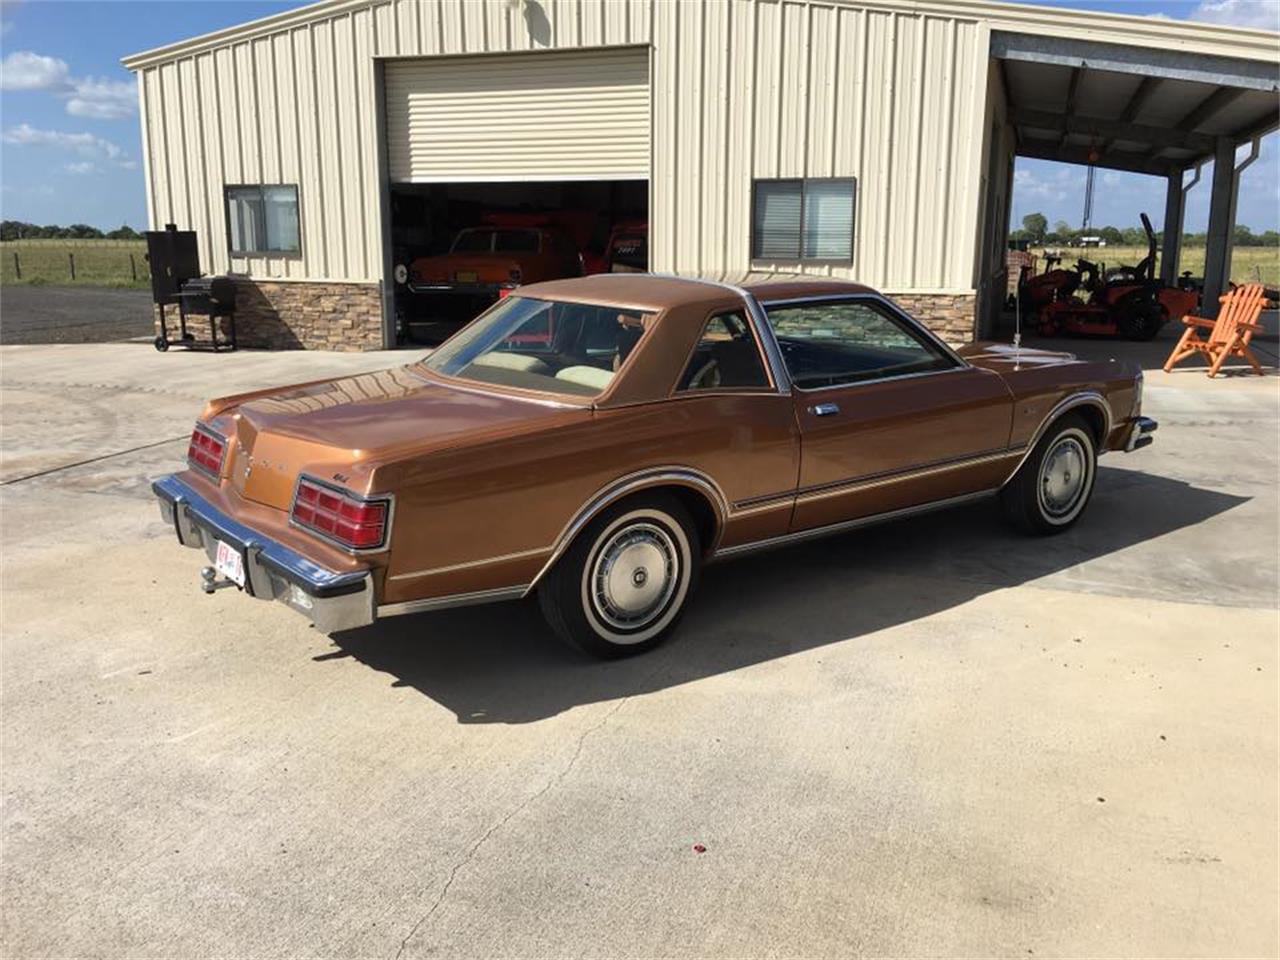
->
[
  {"left": 1040, "top": 437, "right": 1087, "bottom": 516},
  {"left": 590, "top": 523, "right": 678, "bottom": 631}
]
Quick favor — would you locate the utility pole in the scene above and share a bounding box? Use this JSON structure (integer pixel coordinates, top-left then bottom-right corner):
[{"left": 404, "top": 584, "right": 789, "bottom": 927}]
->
[{"left": 1081, "top": 165, "right": 1096, "bottom": 231}]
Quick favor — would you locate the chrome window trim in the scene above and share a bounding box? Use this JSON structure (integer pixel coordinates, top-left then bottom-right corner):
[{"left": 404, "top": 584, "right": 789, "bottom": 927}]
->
[
  {"left": 1001, "top": 390, "right": 1114, "bottom": 485},
  {"left": 288, "top": 472, "right": 396, "bottom": 556},
  {"left": 792, "top": 364, "right": 972, "bottom": 394},
  {"left": 187, "top": 421, "right": 227, "bottom": 482},
  {"left": 523, "top": 465, "right": 731, "bottom": 595},
  {"left": 647, "top": 274, "right": 793, "bottom": 394},
  {"left": 759, "top": 292, "right": 970, "bottom": 372},
  {"left": 670, "top": 307, "right": 776, "bottom": 396}
]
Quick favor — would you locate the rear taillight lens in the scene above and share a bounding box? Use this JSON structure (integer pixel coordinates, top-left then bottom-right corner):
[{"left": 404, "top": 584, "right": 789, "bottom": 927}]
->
[
  {"left": 508, "top": 268, "right": 522, "bottom": 283},
  {"left": 291, "top": 477, "right": 390, "bottom": 551},
  {"left": 187, "top": 424, "right": 226, "bottom": 479}
]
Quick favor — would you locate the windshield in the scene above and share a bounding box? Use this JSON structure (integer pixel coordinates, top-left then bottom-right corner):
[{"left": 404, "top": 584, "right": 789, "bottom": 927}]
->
[
  {"left": 450, "top": 228, "right": 541, "bottom": 254},
  {"left": 422, "top": 296, "right": 657, "bottom": 397}
]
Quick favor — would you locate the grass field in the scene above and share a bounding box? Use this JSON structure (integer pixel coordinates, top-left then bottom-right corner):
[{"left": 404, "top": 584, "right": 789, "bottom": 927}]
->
[
  {"left": 1029, "top": 244, "right": 1280, "bottom": 287},
  {"left": 1, "top": 238, "right": 1275, "bottom": 290},
  {"left": 0, "top": 239, "right": 150, "bottom": 289}
]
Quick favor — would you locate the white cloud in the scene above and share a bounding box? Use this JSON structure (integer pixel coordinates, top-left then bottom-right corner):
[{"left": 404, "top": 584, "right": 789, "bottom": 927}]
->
[
  {"left": 1189, "top": 0, "right": 1280, "bottom": 29},
  {"left": 2, "top": 123, "right": 131, "bottom": 166},
  {"left": 0, "top": 50, "right": 69, "bottom": 91},
  {"left": 63, "top": 161, "right": 100, "bottom": 175},
  {"left": 0, "top": 49, "right": 136, "bottom": 118},
  {"left": 65, "top": 78, "right": 136, "bottom": 120}
]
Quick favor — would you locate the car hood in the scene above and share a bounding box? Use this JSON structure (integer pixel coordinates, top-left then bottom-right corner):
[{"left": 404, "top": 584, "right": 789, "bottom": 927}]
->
[
  {"left": 957, "top": 341, "right": 1081, "bottom": 374},
  {"left": 214, "top": 365, "right": 586, "bottom": 510}
]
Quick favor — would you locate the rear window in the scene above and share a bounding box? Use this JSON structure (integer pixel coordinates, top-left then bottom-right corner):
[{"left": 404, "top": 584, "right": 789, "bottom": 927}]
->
[
  {"left": 423, "top": 296, "right": 656, "bottom": 398},
  {"left": 449, "top": 228, "right": 541, "bottom": 254}
]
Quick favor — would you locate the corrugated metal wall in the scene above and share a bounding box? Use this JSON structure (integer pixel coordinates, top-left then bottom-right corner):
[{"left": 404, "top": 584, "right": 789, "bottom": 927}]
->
[
  {"left": 132, "top": 0, "right": 988, "bottom": 292},
  {"left": 651, "top": 1, "right": 986, "bottom": 290},
  {"left": 384, "top": 48, "right": 650, "bottom": 182}
]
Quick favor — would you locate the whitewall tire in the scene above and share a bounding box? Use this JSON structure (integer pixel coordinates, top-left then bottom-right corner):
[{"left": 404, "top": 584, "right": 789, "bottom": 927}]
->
[{"left": 538, "top": 494, "right": 700, "bottom": 658}]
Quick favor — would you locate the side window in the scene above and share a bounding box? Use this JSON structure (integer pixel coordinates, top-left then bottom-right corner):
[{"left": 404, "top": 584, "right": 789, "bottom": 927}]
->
[
  {"left": 765, "top": 299, "right": 956, "bottom": 389},
  {"left": 677, "top": 312, "right": 771, "bottom": 392}
]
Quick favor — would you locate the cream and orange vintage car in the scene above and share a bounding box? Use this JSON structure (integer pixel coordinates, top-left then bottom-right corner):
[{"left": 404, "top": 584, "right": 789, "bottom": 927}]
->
[{"left": 153, "top": 274, "right": 1156, "bottom": 657}]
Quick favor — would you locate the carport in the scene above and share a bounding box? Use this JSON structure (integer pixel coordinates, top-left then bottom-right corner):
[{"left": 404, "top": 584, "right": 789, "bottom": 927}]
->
[{"left": 993, "top": 32, "right": 1280, "bottom": 314}]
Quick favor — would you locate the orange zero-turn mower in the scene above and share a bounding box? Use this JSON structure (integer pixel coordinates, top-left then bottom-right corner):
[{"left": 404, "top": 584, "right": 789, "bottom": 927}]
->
[{"left": 1022, "top": 213, "right": 1201, "bottom": 341}]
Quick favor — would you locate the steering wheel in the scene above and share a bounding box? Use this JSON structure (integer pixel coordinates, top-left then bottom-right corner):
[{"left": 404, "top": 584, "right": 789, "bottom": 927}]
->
[{"left": 688, "top": 359, "right": 721, "bottom": 390}]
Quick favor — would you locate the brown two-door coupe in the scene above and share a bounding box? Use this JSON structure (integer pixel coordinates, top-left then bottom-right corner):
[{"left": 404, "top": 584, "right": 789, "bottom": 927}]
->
[{"left": 153, "top": 274, "right": 1156, "bottom": 657}]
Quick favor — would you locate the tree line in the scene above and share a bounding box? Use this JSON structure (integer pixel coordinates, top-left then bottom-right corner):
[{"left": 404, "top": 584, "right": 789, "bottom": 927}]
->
[
  {"left": 1012, "top": 212, "right": 1280, "bottom": 248},
  {"left": 0, "top": 221, "right": 142, "bottom": 241}
]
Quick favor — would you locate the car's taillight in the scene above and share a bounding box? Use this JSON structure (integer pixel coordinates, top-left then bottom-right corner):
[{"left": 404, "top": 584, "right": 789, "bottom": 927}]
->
[
  {"left": 508, "top": 267, "right": 522, "bottom": 283},
  {"left": 291, "top": 477, "right": 390, "bottom": 551},
  {"left": 187, "top": 424, "right": 226, "bottom": 479}
]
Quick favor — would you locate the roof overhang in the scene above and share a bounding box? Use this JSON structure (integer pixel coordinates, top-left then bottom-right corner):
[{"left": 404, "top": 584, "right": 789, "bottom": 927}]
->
[{"left": 993, "top": 30, "right": 1280, "bottom": 176}]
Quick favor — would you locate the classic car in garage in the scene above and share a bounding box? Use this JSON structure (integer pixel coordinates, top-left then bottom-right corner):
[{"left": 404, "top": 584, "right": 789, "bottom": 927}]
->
[{"left": 153, "top": 274, "right": 1155, "bottom": 657}]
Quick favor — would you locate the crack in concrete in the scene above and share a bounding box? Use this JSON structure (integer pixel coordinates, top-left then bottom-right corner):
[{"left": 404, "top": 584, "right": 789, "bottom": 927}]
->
[{"left": 391, "top": 695, "right": 632, "bottom": 959}]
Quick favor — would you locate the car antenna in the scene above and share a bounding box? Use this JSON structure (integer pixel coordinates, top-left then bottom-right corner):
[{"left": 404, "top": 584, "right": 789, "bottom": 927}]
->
[{"left": 1013, "top": 260, "right": 1022, "bottom": 367}]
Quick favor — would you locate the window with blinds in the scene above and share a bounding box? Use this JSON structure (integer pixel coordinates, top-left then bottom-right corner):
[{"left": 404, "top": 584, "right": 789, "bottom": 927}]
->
[{"left": 752, "top": 178, "right": 856, "bottom": 262}]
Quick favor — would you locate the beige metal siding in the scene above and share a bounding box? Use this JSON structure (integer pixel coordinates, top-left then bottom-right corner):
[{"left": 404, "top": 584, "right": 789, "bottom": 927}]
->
[
  {"left": 651, "top": 1, "right": 988, "bottom": 291},
  {"left": 126, "top": 0, "right": 1278, "bottom": 294},
  {"left": 384, "top": 49, "right": 650, "bottom": 183}
]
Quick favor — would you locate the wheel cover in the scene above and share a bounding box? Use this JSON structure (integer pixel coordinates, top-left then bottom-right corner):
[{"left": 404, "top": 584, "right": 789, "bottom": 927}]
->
[
  {"left": 589, "top": 522, "right": 679, "bottom": 632},
  {"left": 1039, "top": 436, "right": 1087, "bottom": 517}
]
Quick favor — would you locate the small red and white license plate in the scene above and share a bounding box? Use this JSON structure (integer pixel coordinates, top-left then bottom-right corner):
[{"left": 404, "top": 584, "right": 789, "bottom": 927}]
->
[
  {"left": 215, "top": 540, "right": 245, "bottom": 587},
  {"left": 454, "top": 270, "right": 478, "bottom": 283}
]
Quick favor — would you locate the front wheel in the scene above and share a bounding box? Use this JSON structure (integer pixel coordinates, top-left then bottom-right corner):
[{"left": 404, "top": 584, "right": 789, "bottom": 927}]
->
[
  {"left": 1000, "top": 415, "right": 1098, "bottom": 535},
  {"left": 537, "top": 494, "right": 700, "bottom": 658}
]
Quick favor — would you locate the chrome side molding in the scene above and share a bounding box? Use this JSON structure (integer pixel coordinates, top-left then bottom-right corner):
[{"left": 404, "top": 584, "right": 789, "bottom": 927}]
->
[
  {"left": 378, "top": 584, "right": 530, "bottom": 618},
  {"left": 712, "top": 490, "right": 998, "bottom": 561}
]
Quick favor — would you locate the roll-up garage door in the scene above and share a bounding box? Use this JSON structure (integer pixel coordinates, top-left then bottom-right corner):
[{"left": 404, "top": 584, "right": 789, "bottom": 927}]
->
[{"left": 384, "top": 48, "right": 650, "bottom": 183}]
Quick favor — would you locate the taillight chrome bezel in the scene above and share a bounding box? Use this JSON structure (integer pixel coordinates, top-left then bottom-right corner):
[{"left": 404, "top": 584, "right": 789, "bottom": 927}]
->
[
  {"left": 187, "top": 422, "right": 227, "bottom": 481},
  {"left": 289, "top": 473, "right": 394, "bottom": 554}
]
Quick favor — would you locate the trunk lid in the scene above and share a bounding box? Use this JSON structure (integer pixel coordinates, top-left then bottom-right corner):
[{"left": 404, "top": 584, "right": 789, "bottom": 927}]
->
[{"left": 223, "top": 365, "right": 585, "bottom": 510}]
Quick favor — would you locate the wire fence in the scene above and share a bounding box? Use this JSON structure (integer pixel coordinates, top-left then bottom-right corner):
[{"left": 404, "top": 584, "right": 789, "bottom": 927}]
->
[{"left": 0, "top": 240, "right": 151, "bottom": 289}]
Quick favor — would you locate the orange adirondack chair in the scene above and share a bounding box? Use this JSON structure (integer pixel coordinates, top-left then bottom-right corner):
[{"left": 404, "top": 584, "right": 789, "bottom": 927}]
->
[{"left": 1163, "top": 283, "right": 1271, "bottom": 378}]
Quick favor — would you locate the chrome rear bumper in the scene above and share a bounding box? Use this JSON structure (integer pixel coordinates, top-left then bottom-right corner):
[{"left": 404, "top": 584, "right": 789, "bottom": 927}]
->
[
  {"left": 152, "top": 474, "right": 375, "bottom": 632},
  {"left": 1124, "top": 416, "right": 1158, "bottom": 452}
]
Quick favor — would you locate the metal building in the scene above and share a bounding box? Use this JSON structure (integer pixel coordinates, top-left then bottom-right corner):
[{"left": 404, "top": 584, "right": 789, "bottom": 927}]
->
[{"left": 123, "top": 0, "right": 1279, "bottom": 351}]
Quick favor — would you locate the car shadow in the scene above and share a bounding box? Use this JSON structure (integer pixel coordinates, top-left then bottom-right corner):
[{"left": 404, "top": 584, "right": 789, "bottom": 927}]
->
[{"left": 325, "top": 467, "right": 1246, "bottom": 724}]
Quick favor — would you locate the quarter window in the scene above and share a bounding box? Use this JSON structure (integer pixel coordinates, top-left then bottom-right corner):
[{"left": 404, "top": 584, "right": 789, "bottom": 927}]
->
[
  {"left": 226, "top": 185, "right": 301, "bottom": 256},
  {"left": 677, "top": 312, "right": 770, "bottom": 392},
  {"left": 765, "top": 299, "right": 956, "bottom": 389},
  {"left": 752, "top": 178, "right": 856, "bottom": 262}
]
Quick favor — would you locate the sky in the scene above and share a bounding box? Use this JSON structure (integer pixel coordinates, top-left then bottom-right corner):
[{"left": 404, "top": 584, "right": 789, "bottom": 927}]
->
[{"left": 0, "top": 0, "right": 1277, "bottom": 234}]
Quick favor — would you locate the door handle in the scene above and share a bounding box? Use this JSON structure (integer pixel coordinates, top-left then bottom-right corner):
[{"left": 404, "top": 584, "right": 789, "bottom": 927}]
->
[{"left": 810, "top": 402, "right": 840, "bottom": 417}]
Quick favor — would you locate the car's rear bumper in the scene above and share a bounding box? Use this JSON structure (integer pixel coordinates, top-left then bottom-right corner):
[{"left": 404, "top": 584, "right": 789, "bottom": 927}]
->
[
  {"left": 152, "top": 474, "right": 375, "bottom": 632},
  {"left": 1124, "top": 415, "right": 1158, "bottom": 451}
]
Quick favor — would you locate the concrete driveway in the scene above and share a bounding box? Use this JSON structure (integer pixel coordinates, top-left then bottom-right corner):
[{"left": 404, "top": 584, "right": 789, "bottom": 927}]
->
[{"left": 1, "top": 339, "right": 1276, "bottom": 958}]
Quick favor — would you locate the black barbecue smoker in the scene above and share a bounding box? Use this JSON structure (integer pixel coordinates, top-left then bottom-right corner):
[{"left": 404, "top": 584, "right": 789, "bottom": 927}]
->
[{"left": 146, "top": 224, "right": 237, "bottom": 352}]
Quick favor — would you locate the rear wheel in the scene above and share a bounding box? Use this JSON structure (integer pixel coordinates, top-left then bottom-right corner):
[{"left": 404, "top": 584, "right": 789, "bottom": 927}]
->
[
  {"left": 1001, "top": 414, "right": 1098, "bottom": 535},
  {"left": 537, "top": 494, "right": 700, "bottom": 658}
]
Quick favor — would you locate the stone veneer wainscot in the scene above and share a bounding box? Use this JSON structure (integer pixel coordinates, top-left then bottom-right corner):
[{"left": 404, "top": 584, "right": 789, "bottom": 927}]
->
[{"left": 154, "top": 279, "right": 384, "bottom": 351}]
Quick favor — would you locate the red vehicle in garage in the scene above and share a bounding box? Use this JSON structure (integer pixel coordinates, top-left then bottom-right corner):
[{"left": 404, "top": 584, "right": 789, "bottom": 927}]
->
[
  {"left": 405, "top": 215, "right": 584, "bottom": 302},
  {"left": 1020, "top": 214, "right": 1200, "bottom": 341}
]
